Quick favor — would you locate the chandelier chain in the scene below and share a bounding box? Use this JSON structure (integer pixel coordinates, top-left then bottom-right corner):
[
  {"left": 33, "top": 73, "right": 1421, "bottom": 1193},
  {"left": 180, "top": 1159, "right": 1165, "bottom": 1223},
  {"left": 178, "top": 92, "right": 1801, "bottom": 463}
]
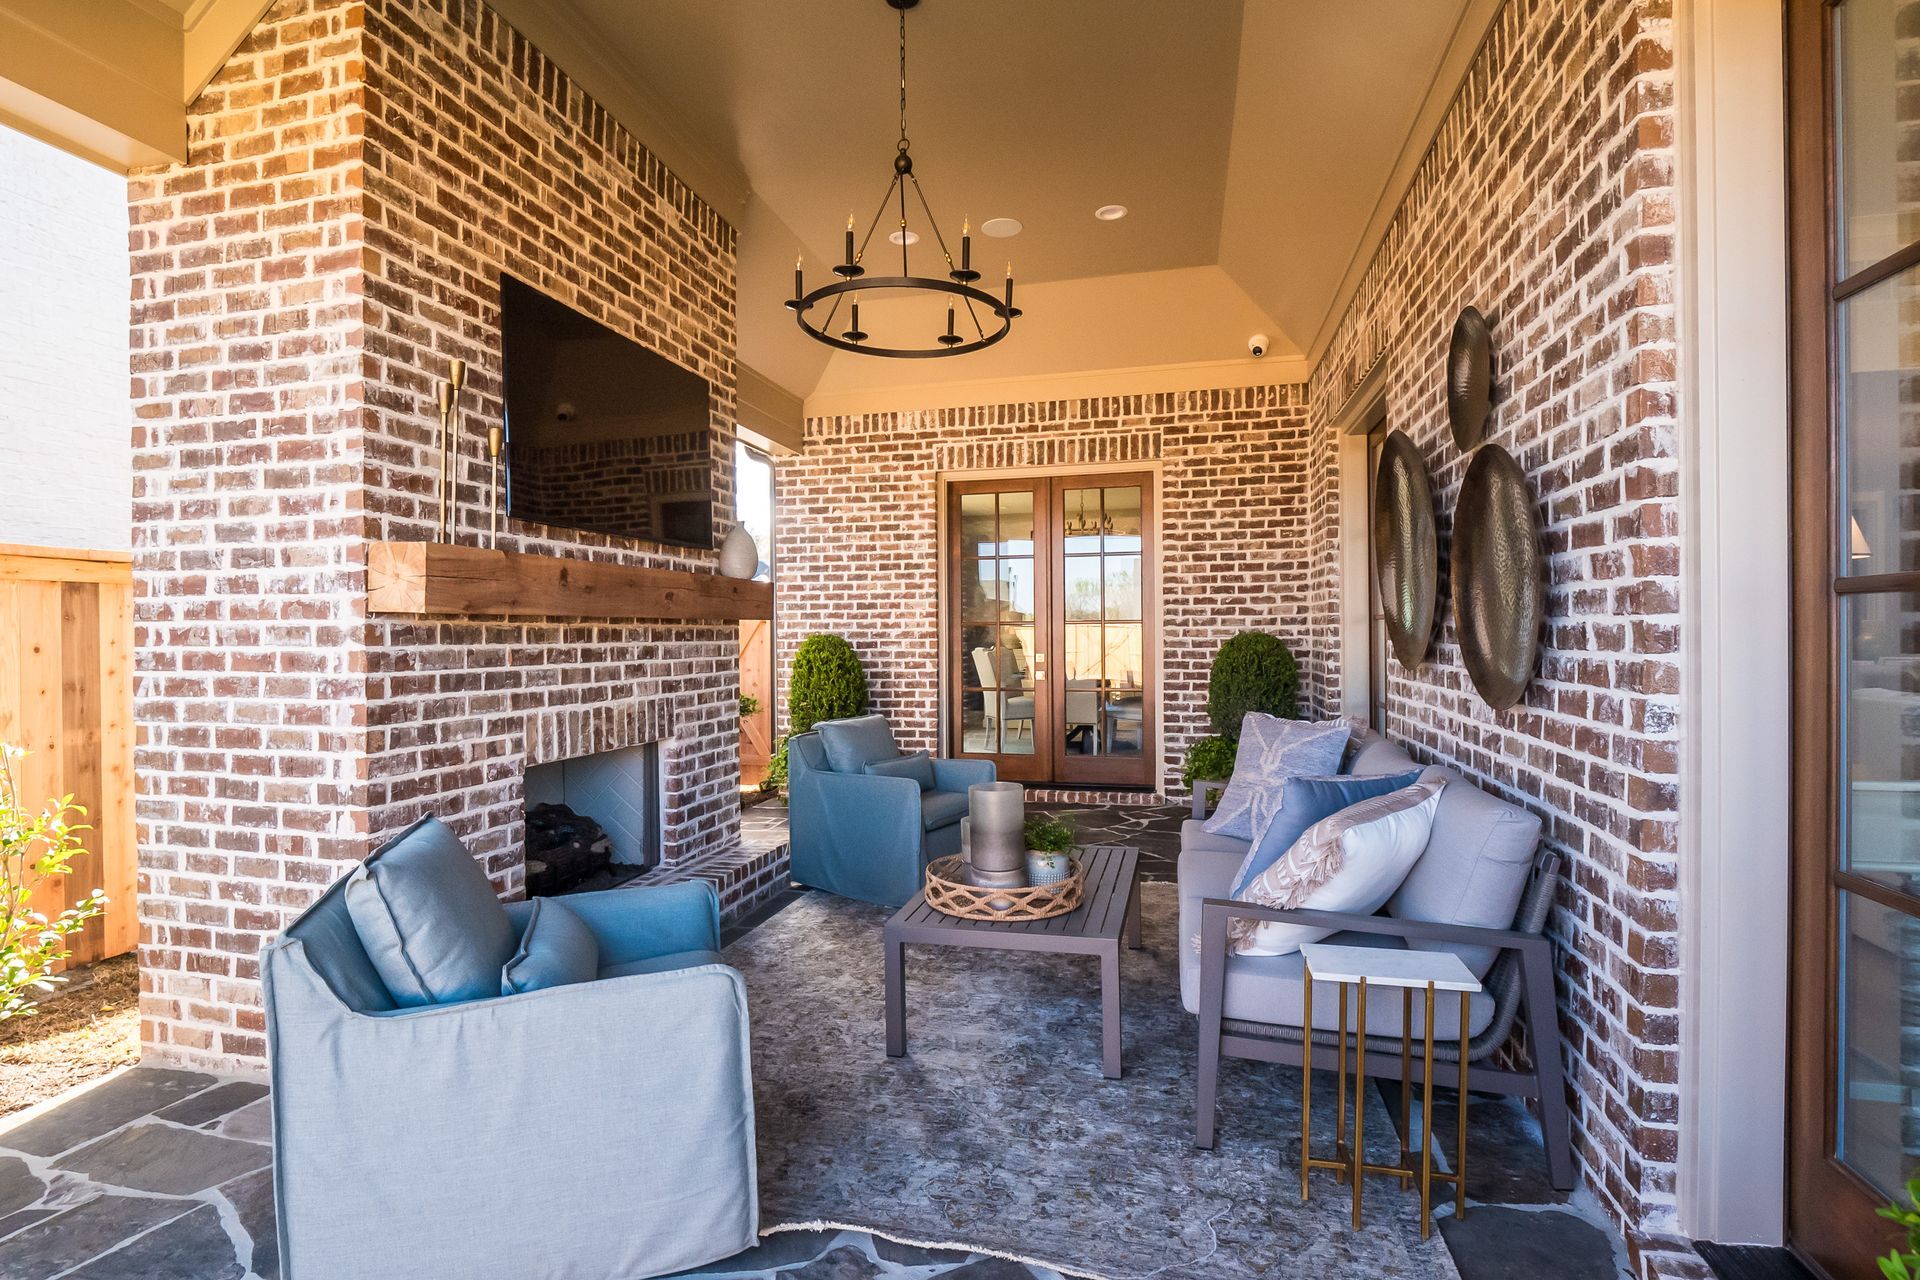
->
[{"left": 786, "top": 0, "right": 1017, "bottom": 359}]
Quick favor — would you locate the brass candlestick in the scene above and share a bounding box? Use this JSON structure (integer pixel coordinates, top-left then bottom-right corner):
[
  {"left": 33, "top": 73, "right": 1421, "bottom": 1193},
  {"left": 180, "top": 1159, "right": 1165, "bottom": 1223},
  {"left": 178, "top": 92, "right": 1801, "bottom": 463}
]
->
[
  {"left": 435, "top": 358, "right": 467, "bottom": 541},
  {"left": 486, "top": 423, "right": 504, "bottom": 545}
]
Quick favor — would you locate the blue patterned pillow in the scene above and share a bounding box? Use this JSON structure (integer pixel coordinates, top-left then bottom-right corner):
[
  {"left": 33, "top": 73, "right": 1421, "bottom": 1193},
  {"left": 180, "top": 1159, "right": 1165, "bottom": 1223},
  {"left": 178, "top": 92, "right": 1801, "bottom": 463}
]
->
[
  {"left": 1228, "top": 770, "right": 1425, "bottom": 896},
  {"left": 1201, "top": 715, "right": 1354, "bottom": 843}
]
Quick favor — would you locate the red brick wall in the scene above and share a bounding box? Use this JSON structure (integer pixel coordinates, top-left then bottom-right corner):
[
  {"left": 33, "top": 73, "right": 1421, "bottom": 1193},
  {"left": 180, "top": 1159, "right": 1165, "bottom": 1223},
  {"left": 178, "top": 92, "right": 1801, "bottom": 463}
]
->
[
  {"left": 128, "top": 0, "right": 740, "bottom": 1073},
  {"left": 1307, "top": 0, "right": 1685, "bottom": 1271},
  {"left": 777, "top": 387, "right": 1315, "bottom": 797}
]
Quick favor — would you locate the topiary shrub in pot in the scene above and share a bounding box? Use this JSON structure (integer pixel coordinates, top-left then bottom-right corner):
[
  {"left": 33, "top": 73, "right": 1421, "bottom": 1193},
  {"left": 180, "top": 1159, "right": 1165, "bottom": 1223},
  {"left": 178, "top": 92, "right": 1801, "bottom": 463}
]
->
[
  {"left": 766, "top": 635, "right": 871, "bottom": 791},
  {"left": 787, "top": 634, "right": 870, "bottom": 736},
  {"left": 1205, "top": 630, "right": 1299, "bottom": 740}
]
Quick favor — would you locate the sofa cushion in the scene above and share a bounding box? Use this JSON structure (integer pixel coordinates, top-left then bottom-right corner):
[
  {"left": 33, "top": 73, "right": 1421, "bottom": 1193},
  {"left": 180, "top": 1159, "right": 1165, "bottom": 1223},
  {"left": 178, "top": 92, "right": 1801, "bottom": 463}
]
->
[
  {"left": 1229, "top": 770, "right": 1425, "bottom": 896},
  {"left": 344, "top": 816, "right": 517, "bottom": 1008},
  {"left": 1176, "top": 929, "right": 1495, "bottom": 1039},
  {"left": 866, "top": 749, "right": 936, "bottom": 792},
  {"left": 1232, "top": 778, "right": 1445, "bottom": 956},
  {"left": 1348, "top": 731, "right": 1420, "bottom": 777},
  {"left": 921, "top": 790, "right": 970, "bottom": 831},
  {"left": 1202, "top": 715, "right": 1353, "bottom": 843},
  {"left": 598, "top": 949, "right": 726, "bottom": 980},
  {"left": 817, "top": 714, "right": 901, "bottom": 774},
  {"left": 1389, "top": 765, "right": 1543, "bottom": 976},
  {"left": 501, "top": 898, "right": 600, "bottom": 995},
  {"left": 1180, "top": 819, "right": 1253, "bottom": 860}
]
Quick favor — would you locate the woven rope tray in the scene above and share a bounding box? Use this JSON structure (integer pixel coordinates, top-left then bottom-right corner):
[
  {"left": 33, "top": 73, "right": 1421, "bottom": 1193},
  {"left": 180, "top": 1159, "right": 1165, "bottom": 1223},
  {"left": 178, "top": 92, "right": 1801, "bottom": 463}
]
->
[{"left": 922, "top": 854, "right": 1084, "bottom": 922}]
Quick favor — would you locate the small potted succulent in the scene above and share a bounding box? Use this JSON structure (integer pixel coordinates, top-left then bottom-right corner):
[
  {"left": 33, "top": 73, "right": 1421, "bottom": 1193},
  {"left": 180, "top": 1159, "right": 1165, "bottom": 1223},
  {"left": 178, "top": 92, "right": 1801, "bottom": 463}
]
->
[{"left": 1023, "top": 815, "right": 1076, "bottom": 887}]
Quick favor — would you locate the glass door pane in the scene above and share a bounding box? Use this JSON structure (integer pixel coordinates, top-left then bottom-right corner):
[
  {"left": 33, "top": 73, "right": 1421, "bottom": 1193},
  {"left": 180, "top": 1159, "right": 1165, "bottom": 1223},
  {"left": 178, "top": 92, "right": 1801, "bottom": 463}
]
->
[
  {"left": 1836, "top": 0, "right": 1920, "bottom": 277},
  {"left": 1838, "top": 890, "right": 1920, "bottom": 1198},
  {"left": 1054, "top": 481, "right": 1151, "bottom": 785},
  {"left": 952, "top": 484, "right": 1044, "bottom": 776},
  {"left": 1838, "top": 263, "right": 1920, "bottom": 578}
]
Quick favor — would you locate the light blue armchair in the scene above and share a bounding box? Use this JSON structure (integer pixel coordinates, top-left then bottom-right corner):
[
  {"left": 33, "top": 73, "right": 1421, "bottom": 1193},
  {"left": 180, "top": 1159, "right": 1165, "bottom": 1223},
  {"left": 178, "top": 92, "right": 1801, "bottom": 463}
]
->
[
  {"left": 262, "top": 817, "right": 757, "bottom": 1280},
  {"left": 787, "top": 714, "right": 995, "bottom": 907}
]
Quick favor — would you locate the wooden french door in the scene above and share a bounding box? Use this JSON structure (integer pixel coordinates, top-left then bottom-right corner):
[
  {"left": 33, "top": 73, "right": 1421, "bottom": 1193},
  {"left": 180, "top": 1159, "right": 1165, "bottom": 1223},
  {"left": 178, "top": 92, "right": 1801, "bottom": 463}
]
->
[
  {"left": 946, "top": 473, "right": 1156, "bottom": 788},
  {"left": 1788, "top": 2, "right": 1920, "bottom": 1274}
]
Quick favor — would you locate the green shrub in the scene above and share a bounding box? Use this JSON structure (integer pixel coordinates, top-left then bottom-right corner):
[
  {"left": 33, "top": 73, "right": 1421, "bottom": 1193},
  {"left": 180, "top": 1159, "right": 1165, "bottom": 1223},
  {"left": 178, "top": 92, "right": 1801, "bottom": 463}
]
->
[
  {"left": 762, "top": 736, "right": 788, "bottom": 792},
  {"left": 1181, "top": 735, "right": 1238, "bottom": 788},
  {"left": 2, "top": 743, "right": 108, "bottom": 1021},
  {"left": 1023, "top": 815, "right": 1074, "bottom": 853},
  {"left": 1880, "top": 1177, "right": 1920, "bottom": 1279},
  {"left": 1206, "top": 631, "right": 1299, "bottom": 739},
  {"left": 787, "top": 634, "right": 869, "bottom": 735},
  {"left": 738, "top": 694, "right": 761, "bottom": 718}
]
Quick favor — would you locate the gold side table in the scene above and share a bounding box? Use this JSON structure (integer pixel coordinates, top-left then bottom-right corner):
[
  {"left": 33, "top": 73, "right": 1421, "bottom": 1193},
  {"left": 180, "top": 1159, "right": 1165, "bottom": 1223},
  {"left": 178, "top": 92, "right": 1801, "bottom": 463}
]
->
[{"left": 1297, "top": 943, "right": 1484, "bottom": 1237}]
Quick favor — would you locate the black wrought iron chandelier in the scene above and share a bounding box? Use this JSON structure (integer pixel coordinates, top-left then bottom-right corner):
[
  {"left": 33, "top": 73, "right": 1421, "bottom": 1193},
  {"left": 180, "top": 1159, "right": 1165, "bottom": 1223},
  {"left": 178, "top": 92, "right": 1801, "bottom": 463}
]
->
[{"left": 786, "top": 0, "right": 1019, "bottom": 358}]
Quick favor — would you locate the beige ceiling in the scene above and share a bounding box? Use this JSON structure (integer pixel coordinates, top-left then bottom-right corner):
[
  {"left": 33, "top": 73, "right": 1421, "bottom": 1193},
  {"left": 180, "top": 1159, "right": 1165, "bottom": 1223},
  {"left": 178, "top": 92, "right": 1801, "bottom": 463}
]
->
[
  {"left": 0, "top": 0, "right": 275, "bottom": 168},
  {"left": 491, "top": 0, "right": 1502, "bottom": 410}
]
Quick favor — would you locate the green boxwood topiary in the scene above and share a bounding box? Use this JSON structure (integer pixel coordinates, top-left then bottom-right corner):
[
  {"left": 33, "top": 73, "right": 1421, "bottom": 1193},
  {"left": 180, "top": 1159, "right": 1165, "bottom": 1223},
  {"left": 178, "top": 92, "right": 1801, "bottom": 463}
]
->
[
  {"left": 1180, "top": 735, "right": 1238, "bottom": 788},
  {"left": 1206, "top": 631, "right": 1299, "bottom": 739},
  {"left": 787, "top": 634, "right": 869, "bottom": 736}
]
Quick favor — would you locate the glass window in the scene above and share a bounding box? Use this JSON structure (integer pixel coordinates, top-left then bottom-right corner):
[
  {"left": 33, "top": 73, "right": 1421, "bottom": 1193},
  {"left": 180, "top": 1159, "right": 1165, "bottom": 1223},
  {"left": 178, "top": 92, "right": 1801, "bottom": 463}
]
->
[
  {"left": 1838, "top": 263, "right": 1920, "bottom": 577},
  {"left": 1838, "top": 891, "right": 1920, "bottom": 1198},
  {"left": 1836, "top": 0, "right": 1920, "bottom": 276}
]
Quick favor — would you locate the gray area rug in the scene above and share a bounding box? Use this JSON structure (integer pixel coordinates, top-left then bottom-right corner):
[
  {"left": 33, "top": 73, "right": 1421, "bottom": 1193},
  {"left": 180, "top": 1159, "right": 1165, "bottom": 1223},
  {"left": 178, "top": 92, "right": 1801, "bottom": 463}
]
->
[{"left": 726, "top": 885, "right": 1460, "bottom": 1280}]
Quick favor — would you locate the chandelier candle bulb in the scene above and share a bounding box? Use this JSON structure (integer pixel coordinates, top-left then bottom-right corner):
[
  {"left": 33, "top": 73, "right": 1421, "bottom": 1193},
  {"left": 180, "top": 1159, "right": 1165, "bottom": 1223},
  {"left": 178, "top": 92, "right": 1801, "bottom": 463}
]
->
[
  {"left": 845, "top": 215, "right": 855, "bottom": 267},
  {"left": 794, "top": 256, "right": 802, "bottom": 301},
  {"left": 961, "top": 220, "right": 970, "bottom": 272}
]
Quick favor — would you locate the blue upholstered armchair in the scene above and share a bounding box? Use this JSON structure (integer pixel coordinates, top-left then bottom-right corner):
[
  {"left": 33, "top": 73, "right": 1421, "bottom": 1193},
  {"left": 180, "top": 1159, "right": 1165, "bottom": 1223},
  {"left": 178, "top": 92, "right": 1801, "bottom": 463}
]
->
[
  {"left": 787, "top": 714, "right": 994, "bottom": 907},
  {"left": 263, "top": 817, "right": 757, "bottom": 1280}
]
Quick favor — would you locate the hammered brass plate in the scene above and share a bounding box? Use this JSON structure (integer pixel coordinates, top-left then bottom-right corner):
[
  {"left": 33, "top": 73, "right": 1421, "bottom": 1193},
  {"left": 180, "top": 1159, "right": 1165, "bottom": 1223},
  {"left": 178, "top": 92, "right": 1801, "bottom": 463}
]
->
[
  {"left": 1447, "top": 307, "right": 1493, "bottom": 450},
  {"left": 1451, "top": 443, "right": 1544, "bottom": 710},
  {"left": 1372, "top": 430, "right": 1438, "bottom": 669}
]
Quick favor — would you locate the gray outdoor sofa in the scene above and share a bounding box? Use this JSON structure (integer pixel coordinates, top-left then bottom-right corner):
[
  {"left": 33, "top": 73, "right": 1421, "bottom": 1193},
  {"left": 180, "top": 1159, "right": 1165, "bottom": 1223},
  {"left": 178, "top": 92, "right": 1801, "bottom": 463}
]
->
[{"left": 1179, "top": 728, "right": 1575, "bottom": 1192}]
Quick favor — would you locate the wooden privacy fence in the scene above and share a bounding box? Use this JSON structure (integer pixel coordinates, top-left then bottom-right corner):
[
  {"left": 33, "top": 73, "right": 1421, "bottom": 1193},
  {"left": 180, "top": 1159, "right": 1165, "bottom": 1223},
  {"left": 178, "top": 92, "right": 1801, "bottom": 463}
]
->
[
  {"left": 0, "top": 544, "right": 137, "bottom": 966},
  {"left": 740, "top": 618, "right": 773, "bottom": 775}
]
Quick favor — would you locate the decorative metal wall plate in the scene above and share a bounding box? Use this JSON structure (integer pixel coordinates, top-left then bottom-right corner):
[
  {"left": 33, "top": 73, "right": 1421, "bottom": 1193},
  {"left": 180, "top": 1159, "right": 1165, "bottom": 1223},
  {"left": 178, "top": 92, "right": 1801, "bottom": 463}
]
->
[
  {"left": 1451, "top": 443, "right": 1544, "bottom": 710},
  {"left": 1447, "top": 307, "right": 1493, "bottom": 450},
  {"left": 1372, "top": 430, "right": 1439, "bottom": 669}
]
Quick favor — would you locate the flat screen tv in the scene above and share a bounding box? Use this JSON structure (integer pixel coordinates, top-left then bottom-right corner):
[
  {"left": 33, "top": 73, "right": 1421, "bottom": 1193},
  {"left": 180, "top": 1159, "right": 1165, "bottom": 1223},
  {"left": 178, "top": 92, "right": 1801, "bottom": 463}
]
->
[{"left": 501, "top": 274, "right": 715, "bottom": 549}]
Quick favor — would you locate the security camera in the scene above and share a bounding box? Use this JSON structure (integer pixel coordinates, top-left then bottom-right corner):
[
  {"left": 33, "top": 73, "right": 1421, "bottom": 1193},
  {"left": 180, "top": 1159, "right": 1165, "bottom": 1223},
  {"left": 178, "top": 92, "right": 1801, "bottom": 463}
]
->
[
  {"left": 555, "top": 401, "right": 577, "bottom": 422},
  {"left": 1248, "top": 334, "right": 1269, "bottom": 359}
]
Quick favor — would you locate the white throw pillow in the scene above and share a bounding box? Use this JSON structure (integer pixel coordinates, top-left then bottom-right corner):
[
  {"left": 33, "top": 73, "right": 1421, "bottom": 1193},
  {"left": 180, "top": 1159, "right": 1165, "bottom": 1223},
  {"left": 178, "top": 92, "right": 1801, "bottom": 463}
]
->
[
  {"left": 1230, "top": 777, "right": 1445, "bottom": 956},
  {"left": 1202, "top": 714, "right": 1353, "bottom": 843}
]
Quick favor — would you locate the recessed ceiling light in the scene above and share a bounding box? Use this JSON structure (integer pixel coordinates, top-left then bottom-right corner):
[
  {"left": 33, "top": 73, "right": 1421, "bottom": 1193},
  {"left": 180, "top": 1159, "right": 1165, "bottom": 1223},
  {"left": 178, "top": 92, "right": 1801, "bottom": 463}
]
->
[
  {"left": 981, "top": 217, "right": 1023, "bottom": 238},
  {"left": 887, "top": 229, "right": 920, "bottom": 246},
  {"left": 1094, "top": 204, "right": 1128, "bottom": 222}
]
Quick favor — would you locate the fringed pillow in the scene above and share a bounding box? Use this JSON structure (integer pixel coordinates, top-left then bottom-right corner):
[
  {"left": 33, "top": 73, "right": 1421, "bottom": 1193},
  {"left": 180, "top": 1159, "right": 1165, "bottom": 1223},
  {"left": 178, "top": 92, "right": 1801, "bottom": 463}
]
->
[{"left": 1201, "top": 714, "right": 1354, "bottom": 843}]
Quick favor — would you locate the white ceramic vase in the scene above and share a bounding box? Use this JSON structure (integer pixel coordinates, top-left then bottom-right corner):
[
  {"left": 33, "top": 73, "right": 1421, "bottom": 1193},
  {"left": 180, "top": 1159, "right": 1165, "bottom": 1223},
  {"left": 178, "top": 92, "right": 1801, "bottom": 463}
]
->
[{"left": 719, "top": 524, "right": 758, "bottom": 579}]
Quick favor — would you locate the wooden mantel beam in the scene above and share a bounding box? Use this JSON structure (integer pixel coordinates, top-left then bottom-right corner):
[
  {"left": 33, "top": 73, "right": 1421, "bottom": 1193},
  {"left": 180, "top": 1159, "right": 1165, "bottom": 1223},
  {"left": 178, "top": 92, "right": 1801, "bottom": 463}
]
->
[{"left": 366, "top": 540, "right": 773, "bottom": 622}]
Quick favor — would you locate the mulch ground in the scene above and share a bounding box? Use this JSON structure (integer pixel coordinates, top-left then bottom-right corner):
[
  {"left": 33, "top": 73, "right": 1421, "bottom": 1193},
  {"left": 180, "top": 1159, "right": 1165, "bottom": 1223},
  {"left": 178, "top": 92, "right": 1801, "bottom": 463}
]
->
[{"left": 0, "top": 953, "right": 140, "bottom": 1117}]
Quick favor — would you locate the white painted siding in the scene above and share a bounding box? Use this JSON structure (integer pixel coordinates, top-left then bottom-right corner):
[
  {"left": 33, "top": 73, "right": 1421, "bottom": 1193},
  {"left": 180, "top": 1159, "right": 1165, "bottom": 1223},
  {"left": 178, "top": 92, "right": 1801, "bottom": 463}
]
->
[{"left": 0, "top": 127, "right": 130, "bottom": 551}]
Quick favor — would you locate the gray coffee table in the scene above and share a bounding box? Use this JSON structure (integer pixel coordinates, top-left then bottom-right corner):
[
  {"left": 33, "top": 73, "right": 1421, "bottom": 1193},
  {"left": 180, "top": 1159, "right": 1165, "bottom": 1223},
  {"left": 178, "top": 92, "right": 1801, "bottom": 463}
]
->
[{"left": 883, "top": 844, "right": 1143, "bottom": 1078}]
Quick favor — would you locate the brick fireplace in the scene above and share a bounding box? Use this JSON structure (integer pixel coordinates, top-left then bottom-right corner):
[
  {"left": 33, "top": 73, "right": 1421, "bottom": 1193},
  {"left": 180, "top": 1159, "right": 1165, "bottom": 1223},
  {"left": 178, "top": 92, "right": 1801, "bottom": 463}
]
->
[{"left": 127, "top": 0, "right": 754, "bottom": 1073}]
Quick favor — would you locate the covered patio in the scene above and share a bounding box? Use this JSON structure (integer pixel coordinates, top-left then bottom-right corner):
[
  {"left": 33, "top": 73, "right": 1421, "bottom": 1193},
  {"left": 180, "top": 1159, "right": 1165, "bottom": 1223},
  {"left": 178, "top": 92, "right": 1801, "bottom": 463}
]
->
[{"left": 0, "top": 0, "right": 1864, "bottom": 1276}]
